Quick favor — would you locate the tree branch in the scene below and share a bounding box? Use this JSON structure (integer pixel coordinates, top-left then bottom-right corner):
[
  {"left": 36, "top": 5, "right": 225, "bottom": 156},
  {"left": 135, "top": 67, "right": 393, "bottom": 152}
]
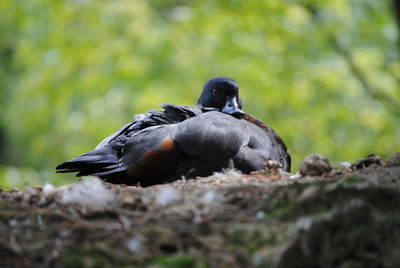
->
[
  {"left": 332, "top": 37, "right": 400, "bottom": 118},
  {"left": 393, "top": 0, "right": 400, "bottom": 32}
]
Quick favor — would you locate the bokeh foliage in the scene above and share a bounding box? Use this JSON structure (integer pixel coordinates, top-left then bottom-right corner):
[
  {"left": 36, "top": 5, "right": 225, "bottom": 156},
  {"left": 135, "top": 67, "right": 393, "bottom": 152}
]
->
[{"left": 0, "top": 0, "right": 399, "bottom": 187}]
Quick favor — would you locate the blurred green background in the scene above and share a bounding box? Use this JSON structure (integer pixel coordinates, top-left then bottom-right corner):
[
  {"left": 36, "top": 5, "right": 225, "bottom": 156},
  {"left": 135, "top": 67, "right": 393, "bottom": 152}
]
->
[{"left": 0, "top": 0, "right": 399, "bottom": 188}]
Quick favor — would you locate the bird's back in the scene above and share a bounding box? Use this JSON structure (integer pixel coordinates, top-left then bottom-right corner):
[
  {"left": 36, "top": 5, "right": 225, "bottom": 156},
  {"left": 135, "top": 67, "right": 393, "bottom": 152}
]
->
[{"left": 171, "top": 111, "right": 290, "bottom": 178}]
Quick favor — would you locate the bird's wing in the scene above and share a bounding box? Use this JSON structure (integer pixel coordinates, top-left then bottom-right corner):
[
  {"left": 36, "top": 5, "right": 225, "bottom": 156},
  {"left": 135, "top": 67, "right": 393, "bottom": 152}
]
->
[
  {"left": 119, "top": 111, "right": 285, "bottom": 181},
  {"left": 96, "top": 104, "right": 202, "bottom": 150}
]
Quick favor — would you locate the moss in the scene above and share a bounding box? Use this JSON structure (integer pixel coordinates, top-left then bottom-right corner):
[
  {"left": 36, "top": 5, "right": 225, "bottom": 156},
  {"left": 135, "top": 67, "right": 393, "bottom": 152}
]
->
[
  {"left": 263, "top": 181, "right": 333, "bottom": 220},
  {"left": 335, "top": 176, "right": 366, "bottom": 186},
  {"left": 223, "top": 224, "right": 281, "bottom": 255},
  {"left": 59, "top": 244, "right": 134, "bottom": 268},
  {"left": 268, "top": 201, "right": 331, "bottom": 220},
  {"left": 148, "top": 255, "right": 207, "bottom": 268}
]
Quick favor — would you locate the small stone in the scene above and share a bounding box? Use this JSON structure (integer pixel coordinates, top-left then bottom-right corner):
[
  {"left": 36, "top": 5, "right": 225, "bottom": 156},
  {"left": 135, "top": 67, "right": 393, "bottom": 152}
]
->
[
  {"left": 353, "top": 154, "right": 382, "bottom": 169},
  {"left": 387, "top": 153, "right": 400, "bottom": 166},
  {"left": 299, "top": 154, "right": 332, "bottom": 176}
]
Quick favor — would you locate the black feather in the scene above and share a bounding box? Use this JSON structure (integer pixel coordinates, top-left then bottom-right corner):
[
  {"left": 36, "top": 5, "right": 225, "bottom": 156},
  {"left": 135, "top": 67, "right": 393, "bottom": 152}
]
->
[{"left": 56, "top": 147, "right": 123, "bottom": 176}]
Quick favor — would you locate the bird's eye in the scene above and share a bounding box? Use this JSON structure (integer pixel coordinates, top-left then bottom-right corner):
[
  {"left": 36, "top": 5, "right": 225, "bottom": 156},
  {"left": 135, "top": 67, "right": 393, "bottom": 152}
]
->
[{"left": 212, "top": 89, "right": 217, "bottom": 95}]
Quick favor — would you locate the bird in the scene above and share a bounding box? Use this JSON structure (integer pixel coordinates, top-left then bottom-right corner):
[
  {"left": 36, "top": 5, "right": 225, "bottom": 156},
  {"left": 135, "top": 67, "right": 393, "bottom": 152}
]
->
[{"left": 56, "top": 77, "right": 291, "bottom": 186}]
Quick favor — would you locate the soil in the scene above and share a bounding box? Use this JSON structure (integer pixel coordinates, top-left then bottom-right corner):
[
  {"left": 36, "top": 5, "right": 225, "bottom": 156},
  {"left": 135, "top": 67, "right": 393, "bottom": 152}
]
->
[{"left": 1, "top": 153, "right": 400, "bottom": 268}]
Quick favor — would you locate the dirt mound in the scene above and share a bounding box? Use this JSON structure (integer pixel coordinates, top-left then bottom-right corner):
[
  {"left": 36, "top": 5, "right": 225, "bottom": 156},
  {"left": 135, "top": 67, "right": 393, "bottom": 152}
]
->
[{"left": 1, "top": 153, "right": 399, "bottom": 268}]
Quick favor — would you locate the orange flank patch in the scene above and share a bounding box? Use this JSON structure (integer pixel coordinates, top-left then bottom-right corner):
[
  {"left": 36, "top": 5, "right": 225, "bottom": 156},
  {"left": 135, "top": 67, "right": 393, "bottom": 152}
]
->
[
  {"left": 128, "top": 137, "right": 184, "bottom": 177},
  {"left": 158, "top": 137, "right": 176, "bottom": 151},
  {"left": 140, "top": 137, "right": 179, "bottom": 165}
]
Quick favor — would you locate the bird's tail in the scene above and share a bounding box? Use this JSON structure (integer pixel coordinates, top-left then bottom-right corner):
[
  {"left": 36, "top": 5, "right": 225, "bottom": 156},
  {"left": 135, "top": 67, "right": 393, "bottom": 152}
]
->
[{"left": 56, "top": 147, "right": 125, "bottom": 177}]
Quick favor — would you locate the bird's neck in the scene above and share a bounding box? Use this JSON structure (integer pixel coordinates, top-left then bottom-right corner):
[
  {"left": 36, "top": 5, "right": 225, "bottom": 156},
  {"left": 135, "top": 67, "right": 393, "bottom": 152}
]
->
[{"left": 240, "top": 113, "right": 272, "bottom": 132}]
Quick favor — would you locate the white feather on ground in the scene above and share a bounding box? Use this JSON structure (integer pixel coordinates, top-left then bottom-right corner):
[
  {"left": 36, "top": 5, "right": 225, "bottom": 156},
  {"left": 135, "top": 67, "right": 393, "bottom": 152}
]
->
[
  {"left": 42, "top": 183, "right": 56, "bottom": 195},
  {"left": 155, "top": 185, "right": 181, "bottom": 206},
  {"left": 201, "top": 190, "right": 217, "bottom": 205},
  {"left": 125, "top": 236, "right": 144, "bottom": 253},
  {"left": 212, "top": 168, "right": 242, "bottom": 178},
  {"left": 59, "top": 177, "right": 116, "bottom": 208}
]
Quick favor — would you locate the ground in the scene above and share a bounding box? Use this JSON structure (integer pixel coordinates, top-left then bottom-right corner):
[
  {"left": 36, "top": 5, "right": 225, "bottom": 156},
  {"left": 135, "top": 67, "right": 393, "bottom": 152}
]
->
[{"left": 1, "top": 153, "right": 400, "bottom": 268}]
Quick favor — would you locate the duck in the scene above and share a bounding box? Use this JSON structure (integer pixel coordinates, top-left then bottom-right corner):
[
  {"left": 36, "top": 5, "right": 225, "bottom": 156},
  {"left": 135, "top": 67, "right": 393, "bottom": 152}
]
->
[{"left": 56, "top": 77, "right": 291, "bottom": 186}]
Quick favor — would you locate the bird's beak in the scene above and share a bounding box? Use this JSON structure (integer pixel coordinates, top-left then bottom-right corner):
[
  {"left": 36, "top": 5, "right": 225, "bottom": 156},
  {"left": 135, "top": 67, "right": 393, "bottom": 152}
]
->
[{"left": 222, "top": 96, "right": 245, "bottom": 117}]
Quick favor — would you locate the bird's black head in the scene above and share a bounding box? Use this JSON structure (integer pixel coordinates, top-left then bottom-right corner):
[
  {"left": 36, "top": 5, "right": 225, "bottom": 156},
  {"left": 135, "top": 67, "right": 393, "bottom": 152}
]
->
[{"left": 197, "top": 77, "right": 244, "bottom": 117}]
